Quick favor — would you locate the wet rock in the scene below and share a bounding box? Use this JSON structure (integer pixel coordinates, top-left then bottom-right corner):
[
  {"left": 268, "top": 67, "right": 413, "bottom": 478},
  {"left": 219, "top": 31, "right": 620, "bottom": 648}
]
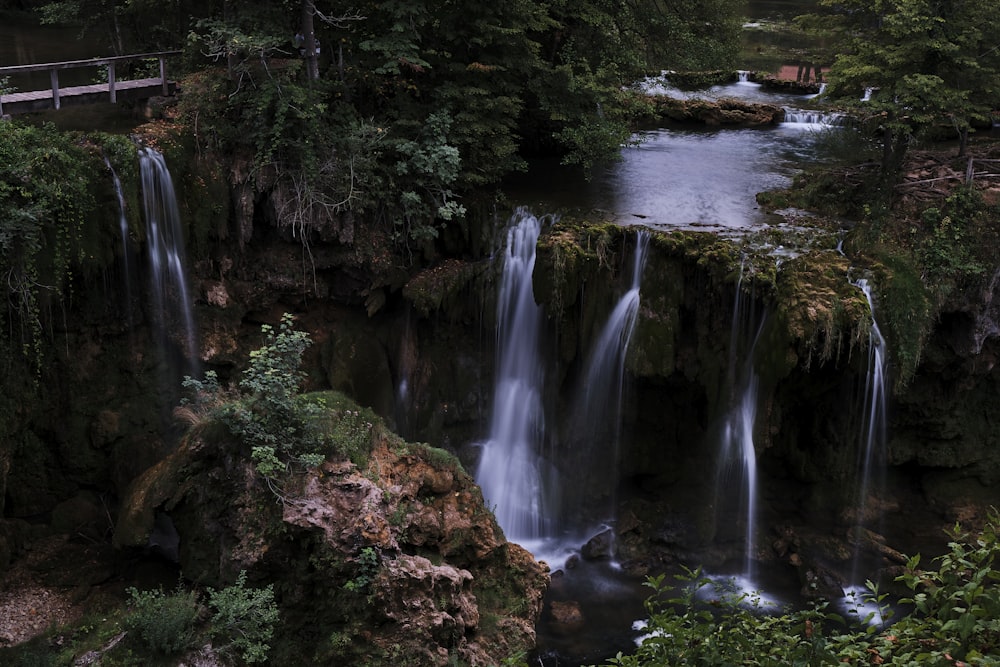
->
[
  {"left": 581, "top": 528, "right": 616, "bottom": 561},
  {"left": 801, "top": 563, "right": 845, "bottom": 600},
  {"left": 50, "top": 491, "right": 106, "bottom": 541},
  {"left": 548, "top": 600, "right": 585, "bottom": 631},
  {"left": 375, "top": 554, "right": 478, "bottom": 640},
  {"left": 115, "top": 404, "right": 548, "bottom": 666}
]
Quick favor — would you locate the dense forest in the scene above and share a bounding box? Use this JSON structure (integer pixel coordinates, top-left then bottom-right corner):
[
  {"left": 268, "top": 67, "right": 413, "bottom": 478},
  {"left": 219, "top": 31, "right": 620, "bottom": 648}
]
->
[{"left": 2, "top": 0, "right": 1000, "bottom": 665}]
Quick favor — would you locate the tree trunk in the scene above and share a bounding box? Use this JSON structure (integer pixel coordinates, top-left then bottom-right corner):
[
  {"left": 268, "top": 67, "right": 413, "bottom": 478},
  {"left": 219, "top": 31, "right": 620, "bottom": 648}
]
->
[
  {"left": 301, "top": 0, "right": 320, "bottom": 80},
  {"left": 881, "top": 126, "right": 909, "bottom": 177}
]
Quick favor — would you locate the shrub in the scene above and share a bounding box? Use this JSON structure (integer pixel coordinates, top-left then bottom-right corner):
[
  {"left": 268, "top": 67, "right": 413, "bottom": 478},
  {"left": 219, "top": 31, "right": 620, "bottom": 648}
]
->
[
  {"left": 181, "top": 313, "right": 328, "bottom": 479},
  {"left": 123, "top": 585, "right": 201, "bottom": 655},
  {"left": 208, "top": 571, "right": 279, "bottom": 664},
  {"left": 605, "top": 510, "right": 1000, "bottom": 666}
]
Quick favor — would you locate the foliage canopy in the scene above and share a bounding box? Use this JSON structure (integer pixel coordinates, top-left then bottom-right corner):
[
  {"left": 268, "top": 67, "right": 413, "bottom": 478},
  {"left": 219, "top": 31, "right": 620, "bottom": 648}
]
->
[{"left": 801, "top": 0, "right": 1000, "bottom": 172}]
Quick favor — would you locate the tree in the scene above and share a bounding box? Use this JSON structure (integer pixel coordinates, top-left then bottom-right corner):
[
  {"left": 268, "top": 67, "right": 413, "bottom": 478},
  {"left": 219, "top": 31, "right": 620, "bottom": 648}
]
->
[
  {"left": 813, "top": 0, "right": 1000, "bottom": 174},
  {"left": 180, "top": 0, "right": 745, "bottom": 254}
]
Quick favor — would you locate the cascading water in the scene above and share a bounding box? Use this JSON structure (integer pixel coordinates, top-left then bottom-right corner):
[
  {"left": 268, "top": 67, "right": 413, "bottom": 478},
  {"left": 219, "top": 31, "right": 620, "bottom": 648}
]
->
[
  {"left": 835, "top": 277, "right": 890, "bottom": 626},
  {"left": 476, "top": 209, "right": 552, "bottom": 546},
  {"left": 139, "top": 147, "right": 198, "bottom": 373},
  {"left": 566, "top": 231, "right": 650, "bottom": 535},
  {"left": 845, "top": 279, "right": 889, "bottom": 602},
  {"left": 715, "top": 260, "right": 765, "bottom": 579},
  {"left": 781, "top": 107, "right": 847, "bottom": 128},
  {"left": 105, "top": 155, "right": 134, "bottom": 327}
]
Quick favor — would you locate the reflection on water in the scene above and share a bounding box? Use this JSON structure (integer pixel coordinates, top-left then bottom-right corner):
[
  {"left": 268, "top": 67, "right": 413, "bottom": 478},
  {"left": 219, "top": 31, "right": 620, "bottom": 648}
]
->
[
  {"left": 507, "top": 120, "right": 834, "bottom": 234},
  {"left": 507, "top": 74, "right": 842, "bottom": 234},
  {"left": 602, "top": 124, "right": 827, "bottom": 231}
]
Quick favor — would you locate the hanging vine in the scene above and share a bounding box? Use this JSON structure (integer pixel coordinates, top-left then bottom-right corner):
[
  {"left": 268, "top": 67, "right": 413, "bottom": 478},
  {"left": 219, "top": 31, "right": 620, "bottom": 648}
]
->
[{"left": 0, "top": 122, "right": 100, "bottom": 375}]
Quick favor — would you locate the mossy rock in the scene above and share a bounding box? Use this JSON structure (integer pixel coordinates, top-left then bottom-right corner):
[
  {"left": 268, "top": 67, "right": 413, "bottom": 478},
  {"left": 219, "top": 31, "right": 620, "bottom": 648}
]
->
[{"left": 401, "top": 258, "right": 491, "bottom": 319}]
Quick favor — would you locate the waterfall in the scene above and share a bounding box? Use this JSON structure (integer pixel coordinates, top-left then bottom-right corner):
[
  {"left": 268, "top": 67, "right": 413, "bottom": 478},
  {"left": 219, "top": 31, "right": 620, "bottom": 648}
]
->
[
  {"left": 476, "top": 209, "right": 551, "bottom": 545},
  {"left": 782, "top": 107, "right": 847, "bottom": 128},
  {"left": 716, "top": 260, "right": 764, "bottom": 578},
  {"left": 849, "top": 278, "right": 888, "bottom": 584},
  {"left": 737, "top": 70, "right": 751, "bottom": 83},
  {"left": 105, "top": 155, "right": 134, "bottom": 327},
  {"left": 567, "top": 231, "right": 650, "bottom": 533},
  {"left": 139, "top": 147, "right": 198, "bottom": 372}
]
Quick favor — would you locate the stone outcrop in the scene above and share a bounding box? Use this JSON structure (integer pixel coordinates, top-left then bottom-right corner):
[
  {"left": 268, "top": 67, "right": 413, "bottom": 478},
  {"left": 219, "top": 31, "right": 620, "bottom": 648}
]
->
[
  {"left": 114, "top": 400, "right": 548, "bottom": 666},
  {"left": 644, "top": 95, "right": 785, "bottom": 126}
]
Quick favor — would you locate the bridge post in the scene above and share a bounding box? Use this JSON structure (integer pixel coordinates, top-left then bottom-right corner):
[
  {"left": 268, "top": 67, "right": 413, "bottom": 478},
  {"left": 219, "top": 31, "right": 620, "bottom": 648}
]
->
[
  {"left": 108, "top": 63, "right": 117, "bottom": 103},
  {"left": 50, "top": 69, "right": 60, "bottom": 110},
  {"left": 159, "top": 56, "right": 168, "bottom": 96}
]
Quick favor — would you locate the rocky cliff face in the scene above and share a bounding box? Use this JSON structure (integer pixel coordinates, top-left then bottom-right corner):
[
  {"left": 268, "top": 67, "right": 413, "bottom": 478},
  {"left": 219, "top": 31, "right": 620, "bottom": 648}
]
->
[
  {"left": 2, "top": 124, "right": 999, "bottom": 661},
  {"left": 114, "top": 402, "right": 548, "bottom": 665}
]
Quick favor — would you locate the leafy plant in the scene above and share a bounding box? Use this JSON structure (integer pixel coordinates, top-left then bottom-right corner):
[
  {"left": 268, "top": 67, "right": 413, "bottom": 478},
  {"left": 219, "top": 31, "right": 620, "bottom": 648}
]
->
[
  {"left": 329, "top": 407, "right": 375, "bottom": 467},
  {"left": 234, "top": 314, "right": 329, "bottom": 476},
  {"left": 343, "top": 546, "right": 381, "bottom": 594},
  {"left": 601, "top": 512, "right": 1000, "bottom": 666},
  {"left": 180, "top": 313, "right": 328, "bottom": 480},
  {"left": 208, "top": 570, "right": 279, "bottom": 665},
  {"left": 917, "top": 189, "right": 987, "bottom": 289},
  {"left": 123, "top": 585, "right": 201, "bottom": 655},
  {"left": 0, "top": 122, "right": 96, "bottom": 370}
]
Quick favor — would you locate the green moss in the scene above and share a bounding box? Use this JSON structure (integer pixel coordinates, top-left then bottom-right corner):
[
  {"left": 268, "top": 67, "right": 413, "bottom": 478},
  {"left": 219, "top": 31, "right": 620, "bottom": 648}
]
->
[
  {"left": 773, "top": 251, "right": 868, "bottom": 370},
  {"left": 402, "top": 258, "right": 489, "bottom": 319},
  {"left": 866, "top": 251, "right": 933, "bottom": 389}
]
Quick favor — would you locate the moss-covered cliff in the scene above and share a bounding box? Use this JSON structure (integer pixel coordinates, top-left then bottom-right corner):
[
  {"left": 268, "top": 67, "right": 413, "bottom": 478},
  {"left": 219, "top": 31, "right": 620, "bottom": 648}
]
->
[{"left": 109, "top": 392, "right": 547, "bottom": 666}]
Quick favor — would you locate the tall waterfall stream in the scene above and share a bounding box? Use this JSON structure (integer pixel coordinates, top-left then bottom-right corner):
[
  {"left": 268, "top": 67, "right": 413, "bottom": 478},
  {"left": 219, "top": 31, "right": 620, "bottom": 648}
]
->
[{"left": 491, "top": 73, "right": 900, "bottom": 664}]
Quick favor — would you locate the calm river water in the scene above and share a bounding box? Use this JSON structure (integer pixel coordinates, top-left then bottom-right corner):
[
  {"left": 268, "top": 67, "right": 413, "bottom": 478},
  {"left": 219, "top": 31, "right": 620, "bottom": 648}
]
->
[{"left": 507, "top": 79, "right": 839, "bottom": 236}]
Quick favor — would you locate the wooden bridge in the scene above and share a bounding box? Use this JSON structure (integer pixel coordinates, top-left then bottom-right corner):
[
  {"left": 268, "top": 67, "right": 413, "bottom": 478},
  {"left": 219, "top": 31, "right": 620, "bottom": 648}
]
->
[{"left": 0, "top": 51, "right": 181, "bottom": 117}]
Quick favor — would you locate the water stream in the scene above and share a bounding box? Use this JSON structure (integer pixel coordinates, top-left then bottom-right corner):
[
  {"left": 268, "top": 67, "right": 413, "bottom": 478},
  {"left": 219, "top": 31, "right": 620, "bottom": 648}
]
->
[
  {"left": 476, "top": 209, "right": 552, "bottom": 546},
  {"left": 565, "top": 231, "right": 650, "bottom": 545},
  {"left": 104, "top": 155, "right": 135, "bottom": 327},
  {"left": 508, "top": 60, "right": 872, "bottom": 663},
  {"left": 139, "top": 147, "right": 198, "bottom": 376},
  {"left": 715, "top": 262, "right": 766, "bottom": 580},
  {"left": 837, "top": 277, "right": 890, "bottom": 625}
]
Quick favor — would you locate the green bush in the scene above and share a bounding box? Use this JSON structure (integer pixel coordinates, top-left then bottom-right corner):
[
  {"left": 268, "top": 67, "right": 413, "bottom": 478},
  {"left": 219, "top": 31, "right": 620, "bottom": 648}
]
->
[
  {"left": 602, "top": 511, "right": 1000, "bottom": 666},
  {"left": 208, "top": 571, "right": 279, "bottom": 664},
  {"left": 123, "top": 585, "right": 201, "bottom": 655},
  {"left": 181, "top": 313, "right": 329, "bottom": 479}
]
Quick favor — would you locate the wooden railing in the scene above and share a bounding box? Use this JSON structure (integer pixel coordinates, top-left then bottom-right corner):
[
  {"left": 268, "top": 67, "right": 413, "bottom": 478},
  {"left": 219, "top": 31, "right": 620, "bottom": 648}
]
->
[{"left": 0, "top": 50, "right": 181, "bottom": 116}]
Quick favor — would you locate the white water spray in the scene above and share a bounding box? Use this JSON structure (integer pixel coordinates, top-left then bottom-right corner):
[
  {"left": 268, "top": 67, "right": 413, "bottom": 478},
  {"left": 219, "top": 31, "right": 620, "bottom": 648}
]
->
[
  {"left": 139, "top": 147, "right": 198, "bottom": 370},
  {"left": 476, "top": 209, "right": 551, "bottom": 545},
  {"left": 716, "top": 260, "right": 764, "bottom": 578},
  {"left": 850, "top": 278, "right": 888, "bottom": 583},
  {"left": 569, "top": 231, "right": 650, "bottom": 532}
]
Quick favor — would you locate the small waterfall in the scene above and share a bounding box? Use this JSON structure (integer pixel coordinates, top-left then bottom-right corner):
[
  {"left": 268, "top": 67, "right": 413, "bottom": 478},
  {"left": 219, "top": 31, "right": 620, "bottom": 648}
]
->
[
  {"left": 567, "top": 231, "right": 650, "bottom": 533},
  {"left": 861, "top": 87, "right": 874, "bottom": 102},
  {"left": 849, "top": 278, "right": 889, "bottom": 584},
  {"left": 105, "top": 155, "right": 134, "bottom": 327},
  {"left": 782, "top": 107, "right": 847, "bottom": 128},
  {"left": 139, "top": 147, "right": 198, "bottom": 372},
  {"left": 737, "top": 70, "right": 751, "bottom": 83},
  {"left": 476, "top": 209, "right": 551, "bottom": 545},
  {"left": 716, "top": 260, "right": 764, "bottom": 578}
]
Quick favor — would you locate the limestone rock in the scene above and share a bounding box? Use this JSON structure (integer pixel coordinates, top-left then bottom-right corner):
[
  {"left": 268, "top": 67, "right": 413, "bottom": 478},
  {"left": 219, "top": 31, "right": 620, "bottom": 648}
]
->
[{"left": 113, "top": 400, "right": 548, "bottom": 666}]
